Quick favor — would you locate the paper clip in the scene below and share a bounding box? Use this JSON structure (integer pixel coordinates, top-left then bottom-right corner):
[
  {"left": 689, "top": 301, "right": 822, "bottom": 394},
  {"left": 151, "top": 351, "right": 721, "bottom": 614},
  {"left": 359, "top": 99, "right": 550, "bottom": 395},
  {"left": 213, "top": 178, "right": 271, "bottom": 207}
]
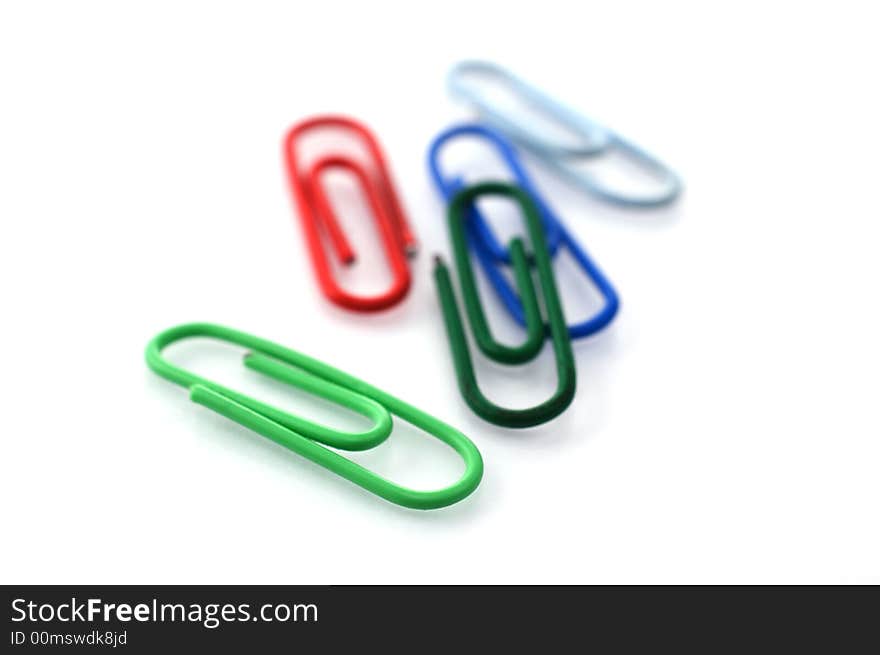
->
[
  {"left": 283, "top": 115, "right": 417, "bottom": 312},
  {"left": 146, "top": 323, "right": 483, "bottom": 509},
  {"left": 448, "top": 60, "right": 682, "bottom": 207},
  {"left": 428, "top": 123, "right": 619, "bottom": 339},
  {"left": 434, "top": 182, "right": 576, "bottom": 428}
]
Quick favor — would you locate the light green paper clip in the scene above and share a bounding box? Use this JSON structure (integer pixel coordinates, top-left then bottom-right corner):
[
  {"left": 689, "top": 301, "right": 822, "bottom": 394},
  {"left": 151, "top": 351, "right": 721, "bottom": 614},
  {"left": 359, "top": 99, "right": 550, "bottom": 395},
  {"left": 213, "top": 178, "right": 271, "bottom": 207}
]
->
[{"left": 146, "top": 323, "right": 483, "bottom": 509}]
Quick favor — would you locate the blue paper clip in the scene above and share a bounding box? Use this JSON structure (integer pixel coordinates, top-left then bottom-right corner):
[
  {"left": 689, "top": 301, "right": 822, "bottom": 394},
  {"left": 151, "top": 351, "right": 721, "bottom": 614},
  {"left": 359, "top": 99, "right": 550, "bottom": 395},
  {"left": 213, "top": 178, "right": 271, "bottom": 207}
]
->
[
  {"left": 428, "top": 123, "right": 619, "bottom": 339},
  {"left": 447, "top": 60, "right": 682, "bottom": 208}
]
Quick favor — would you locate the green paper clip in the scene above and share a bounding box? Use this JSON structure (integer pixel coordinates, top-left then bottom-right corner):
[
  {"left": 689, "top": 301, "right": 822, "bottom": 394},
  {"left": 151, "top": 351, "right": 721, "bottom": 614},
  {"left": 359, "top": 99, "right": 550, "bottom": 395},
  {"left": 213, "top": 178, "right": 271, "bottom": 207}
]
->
[
  {"left": 146, "top": 323, "right": 483, "bottom": 509},
  {"left": 433, "top": 182, "right": 577, "bottom": 428}
]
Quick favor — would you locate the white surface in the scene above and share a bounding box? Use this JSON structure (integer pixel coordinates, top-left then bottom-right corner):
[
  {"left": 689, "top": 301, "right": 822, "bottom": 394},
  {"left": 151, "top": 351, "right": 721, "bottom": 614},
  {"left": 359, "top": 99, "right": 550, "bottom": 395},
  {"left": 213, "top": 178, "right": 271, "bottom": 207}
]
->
[{"left": 1, "top": 1, "right": 878, "bottom": 584}]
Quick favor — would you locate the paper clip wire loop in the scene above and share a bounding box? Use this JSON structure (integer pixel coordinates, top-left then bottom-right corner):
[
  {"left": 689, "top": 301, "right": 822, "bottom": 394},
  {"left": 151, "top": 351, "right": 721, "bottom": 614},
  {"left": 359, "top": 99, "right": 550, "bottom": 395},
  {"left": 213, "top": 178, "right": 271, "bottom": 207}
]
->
[
  {"left": 146, "top": 323, "right": 483, "bottom": 509},
  {"left": 284, "top": 115, "right": 416, "bottom": 312},
  {"left": 434, "top": 182, "right": 576, "bottom": 428},
  {"left": 448, "top": 60, "right": 682, "bottom": 208},
  {"left": 428, "top": 123, "right": 619, "bottom": 339}
]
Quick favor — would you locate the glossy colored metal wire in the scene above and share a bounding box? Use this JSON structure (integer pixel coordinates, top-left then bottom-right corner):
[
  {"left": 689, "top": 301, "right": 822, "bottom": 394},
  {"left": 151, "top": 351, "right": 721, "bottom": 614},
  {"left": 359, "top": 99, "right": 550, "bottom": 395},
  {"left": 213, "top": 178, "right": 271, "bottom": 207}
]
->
[
  {"left": 283, "top": 115, "right": 416, "bottom": 312},
  {"left": 428, "top": 123, "right": 619, "bottom": 339},
  {"left": 146, "top": 323, "right": 483, "bottom": 509},
  {"left": 434, "top": 182, "right": 576, "bottom": 428},
  {"left": 448, "top": 60, "right": 682, "bottom": 207}
]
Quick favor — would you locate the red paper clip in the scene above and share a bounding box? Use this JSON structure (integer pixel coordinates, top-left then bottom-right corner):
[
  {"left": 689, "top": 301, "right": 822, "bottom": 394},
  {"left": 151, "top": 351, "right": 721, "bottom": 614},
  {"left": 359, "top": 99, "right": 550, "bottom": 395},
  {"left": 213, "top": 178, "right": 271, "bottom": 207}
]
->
[{"left": 283, "top": 115, "right": 417, "bottom": 312}]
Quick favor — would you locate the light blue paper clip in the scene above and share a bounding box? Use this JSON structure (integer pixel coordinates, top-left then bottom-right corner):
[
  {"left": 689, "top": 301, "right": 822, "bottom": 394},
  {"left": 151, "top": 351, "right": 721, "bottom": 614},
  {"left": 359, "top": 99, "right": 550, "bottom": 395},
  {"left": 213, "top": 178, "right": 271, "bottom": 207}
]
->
[{"left": 448, "top": 60, "right": 682, "bottom": 208}]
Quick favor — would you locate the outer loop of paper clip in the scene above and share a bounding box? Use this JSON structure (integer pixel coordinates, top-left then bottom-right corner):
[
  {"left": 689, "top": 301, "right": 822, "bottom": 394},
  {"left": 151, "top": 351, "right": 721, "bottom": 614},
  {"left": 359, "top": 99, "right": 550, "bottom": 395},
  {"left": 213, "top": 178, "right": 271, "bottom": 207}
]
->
[
  {"left": 427, "top": 122, "right": 563, "bottom": 262},
  {"left": 448, "top": 60, "right": 613, "bottom": 159},
  {"left": 146, "top": 323, "right": 483, "bottom": 510},
  {"left": 433, "top": 182, "right": 576, "bottom": 428},
  {"left": 448, "top": 60, "right": 683, "bottom": 208},
  {"left": 283, "top": 115, "right": 416, "bottom": 312}
]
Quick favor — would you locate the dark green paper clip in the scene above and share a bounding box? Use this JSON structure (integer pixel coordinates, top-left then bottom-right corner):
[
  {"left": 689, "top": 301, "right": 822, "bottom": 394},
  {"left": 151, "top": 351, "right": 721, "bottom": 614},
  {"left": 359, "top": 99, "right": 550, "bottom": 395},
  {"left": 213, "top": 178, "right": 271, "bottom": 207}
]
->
[{"left": 433, "top": 181, "right": 576, "bottom": 428}]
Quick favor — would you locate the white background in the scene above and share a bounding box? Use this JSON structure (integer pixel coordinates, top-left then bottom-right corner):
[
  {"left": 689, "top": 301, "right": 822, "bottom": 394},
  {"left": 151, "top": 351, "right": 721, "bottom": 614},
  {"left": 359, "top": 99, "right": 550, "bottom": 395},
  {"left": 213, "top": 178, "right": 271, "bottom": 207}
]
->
[{"left": 1, "top": 1, "right": 878, "bottom": 584}]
